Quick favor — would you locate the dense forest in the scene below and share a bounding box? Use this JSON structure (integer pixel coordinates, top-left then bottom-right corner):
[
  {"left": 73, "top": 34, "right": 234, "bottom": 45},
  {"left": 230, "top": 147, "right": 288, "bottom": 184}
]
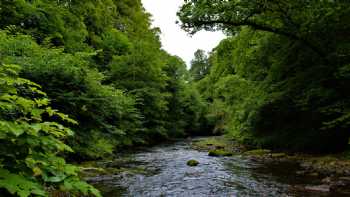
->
[
  {"left": 179, "top": 0, "right": 350, "bottom": 152},
  {"left": 0, "top": 0, "right": 349, "bottom": 196},
  {"left": 0, "top": 0, "right": 207, "bottom": 196}
]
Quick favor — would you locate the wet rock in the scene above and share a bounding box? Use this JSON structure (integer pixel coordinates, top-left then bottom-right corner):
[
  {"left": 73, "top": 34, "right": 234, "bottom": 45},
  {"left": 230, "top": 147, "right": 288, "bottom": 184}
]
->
[
  {"left": 339, "top": 177, "right": 350, "bottom": 182},
  {"left": 330, "top": 177, "right": 350, "bottom": 194},
  {"left": 271, "top": 153, "right": 287, "bottom": 158},
  {"left": 208, "top": 149, "right": 233, "bottom": 157},
  {"left": 80, "top": 167, "right": 106, "bottom": 177},
  {"left": 308, "top": 172, "right": 319, "bottom": 177},
  {"left": 321, "top": 177, "right": 332, "bottom": 184},
  {"left": 187, "top": 160, "right": 199, "bottom": 166},
  {"left": 249, "top": 157, "right": 259, "bottom": 162},
  {"left": 345, "top": 169, "right": 350, "bottom": 175},
  {"left": 291, "top": 184, "right": 331, "bottom": 194},
  {"left": 296, "top": 157, "right": 350, "bottom": 178},
  {"left": 244, "top": 149, "right": 271, "bottom": 156},
  {"left": 304, "top": 185, "right": 330, "bottom": 193},
  {"left": 300, "top": 162, "right": 313, "bottom": 170},
  {"left": 296, "top": 170, "right": 306, "bottom": 176}
]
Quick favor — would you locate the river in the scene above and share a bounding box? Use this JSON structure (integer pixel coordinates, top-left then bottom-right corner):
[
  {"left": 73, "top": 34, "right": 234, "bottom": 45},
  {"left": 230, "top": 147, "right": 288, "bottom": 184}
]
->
[{"left": 85, "top": 138, "right": 337, "bottom": 197}]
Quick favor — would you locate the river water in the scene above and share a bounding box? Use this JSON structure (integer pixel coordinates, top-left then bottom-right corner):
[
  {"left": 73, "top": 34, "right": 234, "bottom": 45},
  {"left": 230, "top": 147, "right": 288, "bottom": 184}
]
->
[{"left": 86, "top": 138, "right": 333, "bottom": 197}]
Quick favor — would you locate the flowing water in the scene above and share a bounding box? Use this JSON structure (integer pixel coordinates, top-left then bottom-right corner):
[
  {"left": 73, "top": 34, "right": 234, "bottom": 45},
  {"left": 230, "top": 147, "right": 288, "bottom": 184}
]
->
[{"left": 85, "top": 138, "right": 334, "bottom": 197}]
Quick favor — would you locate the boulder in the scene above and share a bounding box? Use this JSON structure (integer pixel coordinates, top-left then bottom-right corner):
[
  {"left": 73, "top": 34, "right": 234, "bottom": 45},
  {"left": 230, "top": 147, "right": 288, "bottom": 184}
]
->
[
  {"left": 187, "top": 160, "right": 199, "bottom": 166},
  {"left": 208, "top": 149, "right": 233, "bottom": 157}
]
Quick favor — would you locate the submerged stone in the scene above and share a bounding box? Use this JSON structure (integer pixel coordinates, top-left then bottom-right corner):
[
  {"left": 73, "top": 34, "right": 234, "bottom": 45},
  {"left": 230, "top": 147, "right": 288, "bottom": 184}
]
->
[{"left": 187, "top": 159, "right": 199, "bottom": 166}]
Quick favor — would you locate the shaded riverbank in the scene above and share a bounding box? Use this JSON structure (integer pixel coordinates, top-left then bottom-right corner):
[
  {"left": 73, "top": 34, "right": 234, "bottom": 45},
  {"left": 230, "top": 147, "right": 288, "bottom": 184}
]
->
[
  {"left": 192, "top": 136, "right": 350, "bottom": 196},
  {"left": 81, "top": 137, "right": 350, "bottom": 196}
]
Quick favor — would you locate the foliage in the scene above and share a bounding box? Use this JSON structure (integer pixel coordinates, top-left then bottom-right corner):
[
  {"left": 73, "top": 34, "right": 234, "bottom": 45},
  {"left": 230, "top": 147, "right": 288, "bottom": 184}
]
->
[
  {"left": 189, "top": 49, "right": 210, "bottom": 81},
  {"left": 180, "top": 1, "right": 350, "bottom": 152},
  {"left": 178, "top": 0, "right": 350, "bottom": 60},
  {"left": 0, "top": 31, "right": 143, "bottom": 159},
  {"left": 107, "top": 40, "right": 170, "bottom": 140},
  {"left": 0, "top": 0, "right": 217, "bottom": 196},
  {"left": 0, "top": 64, "right": 100, "bottom": 196},
  {"left": 163, "top": 54, "right": 209, "bottom": 136},
  {"left": 0, "top": 0, "right": 207, "bottom": 161}
]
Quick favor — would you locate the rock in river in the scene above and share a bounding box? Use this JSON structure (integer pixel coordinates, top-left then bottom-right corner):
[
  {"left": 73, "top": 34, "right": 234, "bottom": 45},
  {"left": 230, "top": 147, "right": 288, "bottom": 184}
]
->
[{"left": 187, "top": 159, "right": 199, "bottom": 166}]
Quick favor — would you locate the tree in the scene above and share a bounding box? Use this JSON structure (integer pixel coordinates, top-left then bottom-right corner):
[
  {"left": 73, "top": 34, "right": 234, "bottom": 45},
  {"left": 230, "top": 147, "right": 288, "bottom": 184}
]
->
[
  {"left": 0, "top": 0, "right": 201, "bottom": 158},
  {"left": 178, "top": 0, "right": 350, "bottom": 61},
  {"left": 179, "top": 0, "right": 350, "bottom": 152},
  {"left": 190, "top": 49, "right": 210, "bottom": 81}
]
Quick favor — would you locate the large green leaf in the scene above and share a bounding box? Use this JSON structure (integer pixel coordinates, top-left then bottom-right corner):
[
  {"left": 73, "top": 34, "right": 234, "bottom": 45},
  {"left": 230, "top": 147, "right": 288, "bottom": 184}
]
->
[{"left": 0, "top": 169, "right": 46, "bottom": 197}]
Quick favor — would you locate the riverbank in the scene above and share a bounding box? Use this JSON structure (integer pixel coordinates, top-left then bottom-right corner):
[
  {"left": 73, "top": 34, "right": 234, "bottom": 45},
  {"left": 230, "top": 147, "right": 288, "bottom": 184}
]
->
[{"left": 191, "top": 136, "right": 350, "bottom": 195}]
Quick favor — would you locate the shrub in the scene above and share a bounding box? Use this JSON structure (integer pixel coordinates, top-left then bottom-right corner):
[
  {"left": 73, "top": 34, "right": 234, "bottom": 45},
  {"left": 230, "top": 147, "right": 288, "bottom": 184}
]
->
[{"left": 0, "top": 64, "right": 100, "bottom": 196}]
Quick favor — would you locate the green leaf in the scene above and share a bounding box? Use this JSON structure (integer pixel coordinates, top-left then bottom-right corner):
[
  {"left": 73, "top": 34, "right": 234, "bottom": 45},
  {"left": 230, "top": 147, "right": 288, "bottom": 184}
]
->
[
  {"left": 0, "top": 168, "right": 46, "bottom": 197},
  {"left": 0, "top": 121, "right": 24, "bottom": 137}
]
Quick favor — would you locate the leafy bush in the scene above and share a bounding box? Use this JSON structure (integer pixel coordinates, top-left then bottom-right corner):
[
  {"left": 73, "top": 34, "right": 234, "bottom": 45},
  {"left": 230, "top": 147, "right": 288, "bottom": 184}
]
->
[
  {"left": 0, "top": 64, "right": 100, "bottom": 196},
  {"left": 0, "top": 31, "right": 143, "bottom": 159}
]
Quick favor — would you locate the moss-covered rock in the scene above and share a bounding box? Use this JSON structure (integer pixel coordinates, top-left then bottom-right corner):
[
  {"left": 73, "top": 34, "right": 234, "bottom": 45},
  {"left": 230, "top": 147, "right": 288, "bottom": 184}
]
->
[
  {"left": 191, "top": 136, "right": 246, "bottom": 155},
  {"left": 187, "top": 160, "right": 199, "bottom": 166},
  {"left": 271, "top": 153, "right": 287, "bottom": 158},
  {"left": 192, "top": 137, "right": 229, "bottom": 150},
  {"left": 208, "top": 149, "right": 233, "bottom": 157},
  {"left": 244, "top": 149, "right": 271, "bottom": 156}
]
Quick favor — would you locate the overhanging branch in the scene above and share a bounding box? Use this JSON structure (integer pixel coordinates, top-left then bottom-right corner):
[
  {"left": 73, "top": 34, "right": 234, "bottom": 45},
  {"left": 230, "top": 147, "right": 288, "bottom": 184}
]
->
[{"left": 192, "top": 19, "right": 326, "bottom": 58}]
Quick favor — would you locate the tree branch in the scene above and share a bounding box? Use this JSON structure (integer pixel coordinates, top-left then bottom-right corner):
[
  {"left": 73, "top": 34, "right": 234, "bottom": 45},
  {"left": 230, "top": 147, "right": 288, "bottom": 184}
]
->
[{"left": 192, "top": 19, "right": 326, "bottom": 58}]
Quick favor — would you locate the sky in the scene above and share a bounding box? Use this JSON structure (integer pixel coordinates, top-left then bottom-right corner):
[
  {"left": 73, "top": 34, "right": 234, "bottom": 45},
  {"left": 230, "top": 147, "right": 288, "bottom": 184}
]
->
[{"left": 141, "top": 0, "right": 225, "bottom": 67}]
